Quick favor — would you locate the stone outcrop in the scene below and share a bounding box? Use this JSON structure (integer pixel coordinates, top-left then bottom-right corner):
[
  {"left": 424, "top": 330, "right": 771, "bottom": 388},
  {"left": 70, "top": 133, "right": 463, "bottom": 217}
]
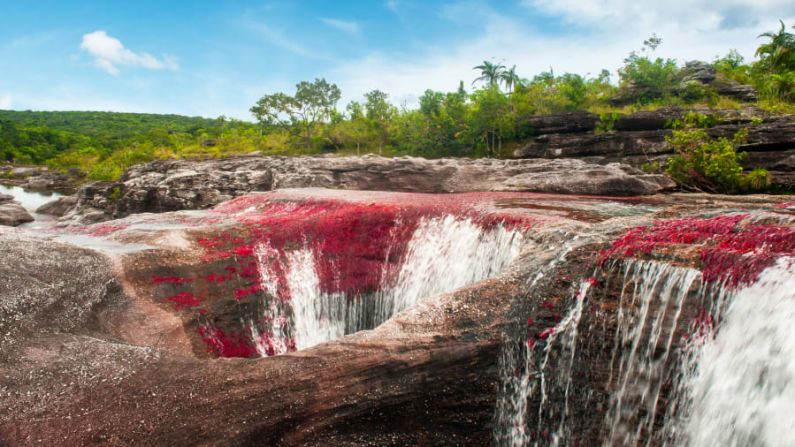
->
[
  {"left": 0, "top": 189, "right": 791, "bottom": 445},
  {"left": 60, "top": 156, "right": 674, "bottom": 224},
  {"left": 0, "top": 165, "right": 82, "bottom": 194},
  {"left": 36, "top": 195, "right": 77, "bottom": 217},
  {"left": 514, "top": 107, "right": 795, "bottom": 187},
  {"left": 0, "top": 193, "right": 33, "bottom": 226}
]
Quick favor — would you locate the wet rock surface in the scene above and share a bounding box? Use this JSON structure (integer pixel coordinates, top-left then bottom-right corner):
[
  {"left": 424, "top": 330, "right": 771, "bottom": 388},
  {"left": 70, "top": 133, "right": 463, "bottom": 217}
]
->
[{"left": 0, "top": 189, "right": 791, "bottom": 445}]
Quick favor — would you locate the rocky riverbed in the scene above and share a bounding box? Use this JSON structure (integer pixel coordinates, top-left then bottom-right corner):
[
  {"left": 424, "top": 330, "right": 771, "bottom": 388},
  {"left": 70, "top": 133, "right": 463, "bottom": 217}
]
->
[{"left": 0, "top": 180, "right": 792, "bottom": 445}]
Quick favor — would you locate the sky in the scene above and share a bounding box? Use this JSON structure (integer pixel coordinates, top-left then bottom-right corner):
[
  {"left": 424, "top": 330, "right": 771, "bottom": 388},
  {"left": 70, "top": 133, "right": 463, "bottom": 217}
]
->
[{"left": 1, "top": 0, "right": 794, "bottom": 120}]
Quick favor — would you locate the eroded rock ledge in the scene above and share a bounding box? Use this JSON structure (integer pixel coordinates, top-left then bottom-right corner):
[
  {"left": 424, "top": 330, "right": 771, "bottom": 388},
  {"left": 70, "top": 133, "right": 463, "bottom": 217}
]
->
[
  {"left": 62, "top": 155, "right": 674, "bottom": 224},
  {"left": 514, "top": 107, "right": 795, "bottom": 187}
]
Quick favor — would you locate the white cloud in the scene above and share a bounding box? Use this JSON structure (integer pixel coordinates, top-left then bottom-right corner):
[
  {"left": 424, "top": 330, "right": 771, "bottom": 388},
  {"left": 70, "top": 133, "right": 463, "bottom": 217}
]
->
[
  {"left": 327, "top": 2, "right": 795, "bottom": 108},
  {"left": 524, "top": 0, "right": 795, "bottom": 30},
  {"left": 80, "top": 30, "right": 178, "bottom": 75},
  {"left": 321, "top": 18, "right": 361, "bottom": 35},
  {"left": 0, "top": 93, "right": 11, "bottom": 109}
]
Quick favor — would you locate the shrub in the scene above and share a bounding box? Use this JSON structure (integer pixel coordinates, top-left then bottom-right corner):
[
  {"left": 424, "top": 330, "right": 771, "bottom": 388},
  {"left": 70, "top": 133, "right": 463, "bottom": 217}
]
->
[{"left": 665, "top": 128, "right": 771, "bottom": 193}]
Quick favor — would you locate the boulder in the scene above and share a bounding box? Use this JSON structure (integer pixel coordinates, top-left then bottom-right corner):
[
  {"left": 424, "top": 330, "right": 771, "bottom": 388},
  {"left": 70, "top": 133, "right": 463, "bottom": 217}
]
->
[
  {"left": 36, "top": 196, "right": 78, "bottom": 217},
  {"left": 0, "top": 202, "right": 33, "bottom": 226}
]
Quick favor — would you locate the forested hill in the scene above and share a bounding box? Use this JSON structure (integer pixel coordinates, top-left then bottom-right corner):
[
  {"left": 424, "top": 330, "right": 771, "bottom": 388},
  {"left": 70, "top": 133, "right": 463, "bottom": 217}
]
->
[
  {"left": 0, "top": 110, "right": 259, "bottom": 179},
  {"left": 0, "top": 110, "right": 246, "bottom": 144}
]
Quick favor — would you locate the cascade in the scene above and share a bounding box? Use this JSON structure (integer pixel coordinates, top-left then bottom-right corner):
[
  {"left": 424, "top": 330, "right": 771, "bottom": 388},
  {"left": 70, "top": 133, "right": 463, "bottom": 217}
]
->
[
  {"left": 255, "top": 215, "right": 524, "bottom": 353},
  {"left": 673, "top": 257, "right": 795, "bottom": 447},
  {"left": 495, "top": 254, "right": 795, "bottom": 446}
]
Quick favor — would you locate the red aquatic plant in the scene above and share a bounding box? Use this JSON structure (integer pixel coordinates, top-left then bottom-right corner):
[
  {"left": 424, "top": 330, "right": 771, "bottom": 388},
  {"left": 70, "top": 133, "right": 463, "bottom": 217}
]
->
[{"left": 600, "top": 214, "right": 795, "bottom": 287}]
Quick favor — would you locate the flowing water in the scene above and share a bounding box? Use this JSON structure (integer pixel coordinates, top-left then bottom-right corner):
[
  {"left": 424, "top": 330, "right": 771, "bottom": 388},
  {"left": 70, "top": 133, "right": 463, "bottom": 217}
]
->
[
  {"left": 495, "top": 256, "right": 795, "bottom": 446},
  {"left": 255, "top": 216, "right": 525, "bottom": 353},
  {"left": 0, "top": 184, "right": 61, "bottom": 213},
  {"left": 673, "top": 257, "right": 795, "bottom": 447}
]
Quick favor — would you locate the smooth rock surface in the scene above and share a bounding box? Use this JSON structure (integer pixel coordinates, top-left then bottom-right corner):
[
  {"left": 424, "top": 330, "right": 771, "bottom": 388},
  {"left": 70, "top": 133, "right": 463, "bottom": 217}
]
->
[{"left": 0, "top": 202, "right": 33, "bottom": 226}]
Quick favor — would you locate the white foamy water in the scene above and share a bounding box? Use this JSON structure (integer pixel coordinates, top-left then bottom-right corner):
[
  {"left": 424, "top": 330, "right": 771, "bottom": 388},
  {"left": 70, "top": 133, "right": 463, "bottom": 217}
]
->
[
  {"left": 681, "top": 258, "right": 795, "bottom": 447},
  {"left": 604, "top": 260, "right": 701, "bottom": 446},
  {"left": 255, "top": 216, "right": 525, "bottom": 354}
]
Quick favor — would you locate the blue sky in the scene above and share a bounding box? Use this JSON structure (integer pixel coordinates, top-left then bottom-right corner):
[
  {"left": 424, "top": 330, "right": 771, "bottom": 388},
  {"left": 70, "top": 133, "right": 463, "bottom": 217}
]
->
[{"left": 1, "top": 0, "right": 794, "bottom": 120}]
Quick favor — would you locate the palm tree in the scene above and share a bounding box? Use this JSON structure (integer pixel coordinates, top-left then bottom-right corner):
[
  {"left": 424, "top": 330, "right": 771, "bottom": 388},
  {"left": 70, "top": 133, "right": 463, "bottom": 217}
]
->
[
  {"left": 473, "top": 61, "right": 505, "bottom": 88},
  {"left": 499, "top": 65, "right": 521, "bottom": 92},
  {"left": 756, "top": 20, "right": 795, "bottom": 73}
]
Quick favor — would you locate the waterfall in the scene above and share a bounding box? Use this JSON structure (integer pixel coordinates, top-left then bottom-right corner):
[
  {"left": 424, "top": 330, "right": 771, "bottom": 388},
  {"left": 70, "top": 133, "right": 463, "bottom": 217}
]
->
[
  {"left": 675, "top": 257, "right": 795, "bottom": 447},
  {"left": 603, "top": 260, "right": 701, "bottom": 446},
  {"left": 495, "top": 254, "right": 795, "bottom": 446},
  {"left": 255, "top": 215, "right": 524, "bottom": 353}
]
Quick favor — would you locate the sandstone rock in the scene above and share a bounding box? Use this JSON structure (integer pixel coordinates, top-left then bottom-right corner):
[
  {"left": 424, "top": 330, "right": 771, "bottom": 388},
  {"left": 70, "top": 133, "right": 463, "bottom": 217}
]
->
[
  {"left": 0, "top": 193, "right": 12, "bottom": 204},
  {"left": 514, "top": 109, "right": 795, "bottom": 187},
  {"left": 36, "top": 195, "right": 78, "bottom": 216},
  {"left": 62, "top": 156, "right": 674, "bottom": 223},
  {"left": 519, "top": 111, "right": 598, "bottom": 135},
  {"left": 0, "top": 202, "right": 33, "bottom": 226}
]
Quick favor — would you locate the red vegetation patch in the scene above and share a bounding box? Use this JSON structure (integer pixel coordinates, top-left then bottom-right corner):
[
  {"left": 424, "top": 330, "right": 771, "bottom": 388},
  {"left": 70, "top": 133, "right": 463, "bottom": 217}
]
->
[
  {"left": 601, "top": 214, "right": 795, "bottom": 287},
  {"left": 152, "top": 275, "right": 192, "bottom": 285},
  {"left": 83, "top": 223, "right": 130, "bottom": 237},
  {"left": 153, "top": 194, "right": 537, "bottom": 358},
  {"left": 165, "top": 291, "right": 202, "bottom": 309},
  {"left": 197, "top": 325, "right": 259, "bottom": 358}
]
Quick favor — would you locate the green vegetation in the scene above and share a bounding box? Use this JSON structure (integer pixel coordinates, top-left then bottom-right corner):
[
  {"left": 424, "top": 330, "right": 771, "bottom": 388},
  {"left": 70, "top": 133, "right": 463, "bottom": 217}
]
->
[
  {"left": 1, "top": 22, "right": 794, "bottom": 187},
  {"left": 665, "top": 128, "right": 771, "bottom": 193}
]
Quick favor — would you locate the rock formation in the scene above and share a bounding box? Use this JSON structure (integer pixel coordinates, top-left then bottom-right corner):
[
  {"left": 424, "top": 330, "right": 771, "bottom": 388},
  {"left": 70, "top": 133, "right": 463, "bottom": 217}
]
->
[
  {"left": 513, "top": 107, "right": 795, "bottom": 188},
  {"left": 0, "top": 193, "right": 33, "bottom": 226},
  {"left": 0, "top": 188, "right": 792, "bottom": 445},
  {"left": 59, "top": 155, "right": 674, "bottom": 224}
]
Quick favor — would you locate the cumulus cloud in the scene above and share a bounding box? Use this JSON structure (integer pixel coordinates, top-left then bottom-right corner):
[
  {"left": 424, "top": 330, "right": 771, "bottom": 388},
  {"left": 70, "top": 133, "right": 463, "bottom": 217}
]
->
[
  {"left": 0, "top": 93, "right": 11, "bottom": 109},
  {"left": 80, "top": 30, "right": 178, "bottom": 75},
  {"left": 321, "top": 18, "right": 361, "bottom": 35}
]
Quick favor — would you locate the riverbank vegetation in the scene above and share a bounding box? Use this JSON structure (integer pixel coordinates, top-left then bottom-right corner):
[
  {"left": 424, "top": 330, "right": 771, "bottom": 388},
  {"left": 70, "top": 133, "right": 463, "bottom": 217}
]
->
[{"left": 1, "top": 23, "right": 794, "bottom": 183}]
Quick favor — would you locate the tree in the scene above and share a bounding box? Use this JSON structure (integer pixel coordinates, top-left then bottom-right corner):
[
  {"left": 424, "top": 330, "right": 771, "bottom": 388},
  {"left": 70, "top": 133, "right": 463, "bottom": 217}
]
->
[
  {"left": 470, "top": 86, "right": 512, "bottom": 156},
  {"left": 499, "top": 65, "right": 521, "bottom": 92},
  {"left": 419, "top": 90, "right": 444, "bottom": 116},
  {"left": 250, "top": 78, "right": 341, "bottom": 148},
  {"left": 756, "top": 20, "right": 795, "bottom": 74},
  {"left": 618, "top": 36, "right": 678, "bottom": 103},
  {"left": 473, "top": 61, "right": 506, "bottom": 88},
  {"left": 364, "top": 90, "right": 394, "bottom": 154}
]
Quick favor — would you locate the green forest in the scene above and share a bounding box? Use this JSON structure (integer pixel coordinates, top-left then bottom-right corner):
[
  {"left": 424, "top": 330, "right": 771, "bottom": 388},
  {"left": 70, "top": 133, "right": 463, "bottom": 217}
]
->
[{"left": 2, "top": 23, "right": 795, "bottom": 182}]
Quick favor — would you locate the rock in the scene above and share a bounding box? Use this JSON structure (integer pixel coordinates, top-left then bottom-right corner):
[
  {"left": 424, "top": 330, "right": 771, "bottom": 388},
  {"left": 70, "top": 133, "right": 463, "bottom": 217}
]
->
[
  {"left": 0, "top": 190, "right": 791, "bottom": 445},
  {"left": 36, "top": 195, "right": 78, "bottom": 216},
  {"left": 0, "top": 202, "right": 33, "bottom": 226},
  {"left": 519, "top": 111, "right": 599, "bottom": 135},
  {"left": 0, "top": 193, "right": 13, "bottom": 204},
  {"left": 680, "top": 60, "right": 717, "bottom": 84},
  {"left": 713, "top": 76, "right": 759, "bottom": 102},
  {"left": 62, "top": 156, "right": 674, "bottom": 223},
  {"left": 514, "top": 109, "right": 795, "bottom": 188}
]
